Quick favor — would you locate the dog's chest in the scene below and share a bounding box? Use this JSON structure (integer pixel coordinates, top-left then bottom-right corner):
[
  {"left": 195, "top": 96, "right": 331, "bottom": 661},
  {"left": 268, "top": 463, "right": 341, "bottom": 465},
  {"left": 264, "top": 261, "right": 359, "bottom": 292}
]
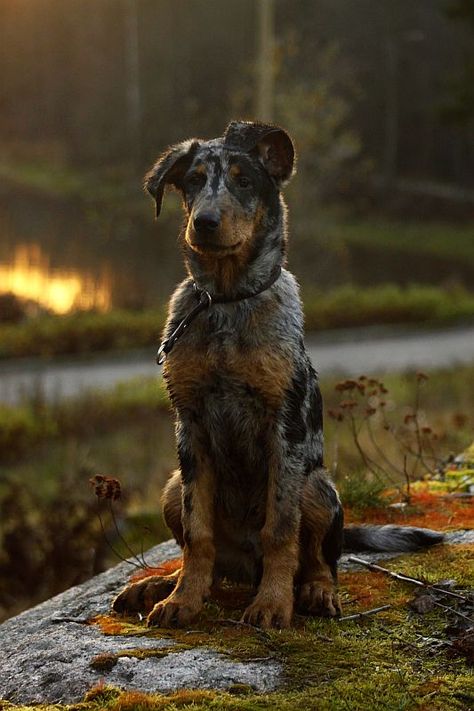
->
[{"left": 163, "top": 306, "right": 292, "bottom": 412}]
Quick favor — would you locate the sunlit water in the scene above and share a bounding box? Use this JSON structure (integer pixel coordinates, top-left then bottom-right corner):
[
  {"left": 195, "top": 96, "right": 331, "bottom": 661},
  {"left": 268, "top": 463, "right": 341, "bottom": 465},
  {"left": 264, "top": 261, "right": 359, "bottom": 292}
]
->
[{"left": 0, "top": 192, "right": 185, "bottom": 314}]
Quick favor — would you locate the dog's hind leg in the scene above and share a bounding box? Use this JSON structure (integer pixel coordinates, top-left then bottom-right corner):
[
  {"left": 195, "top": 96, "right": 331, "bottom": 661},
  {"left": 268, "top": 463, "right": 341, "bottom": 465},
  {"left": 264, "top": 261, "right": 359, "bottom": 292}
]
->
[
  {"left": 297, "top": 471, "right": 343, "bottom": 617},
  {"left": 113, "top": 471, "right": 183, "bottom": 615}
]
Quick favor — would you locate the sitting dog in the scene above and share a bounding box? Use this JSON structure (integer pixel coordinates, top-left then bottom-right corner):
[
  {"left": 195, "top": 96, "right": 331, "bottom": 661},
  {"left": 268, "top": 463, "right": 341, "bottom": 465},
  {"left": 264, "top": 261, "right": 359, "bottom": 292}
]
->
[{"left": 113, "top": 121, "right": 442, "bottom": 628}]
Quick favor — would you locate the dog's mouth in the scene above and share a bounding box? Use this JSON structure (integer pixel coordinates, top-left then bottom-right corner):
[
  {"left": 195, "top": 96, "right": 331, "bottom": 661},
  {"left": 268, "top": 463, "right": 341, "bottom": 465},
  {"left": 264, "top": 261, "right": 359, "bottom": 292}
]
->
[{"left": 188, "top": 239, "right": 243, "bottom": 255}]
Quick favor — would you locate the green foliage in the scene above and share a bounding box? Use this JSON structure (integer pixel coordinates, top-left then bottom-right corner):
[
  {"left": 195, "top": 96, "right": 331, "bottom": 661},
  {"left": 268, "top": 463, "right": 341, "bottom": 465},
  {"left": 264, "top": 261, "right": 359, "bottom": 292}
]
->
[
  {"left": 303, "top": 283, "right": 474, "bottom": 330},
  {"left": 333, "top": 215, "right": 474, "bottom": 265},
  {"left": 0, "top": 308, "right": 165, "bottom": 359},
  {"left": 0, "top": 475, "right": 107, "bottom": 620},
  {"left": 0, "top": 404, "right": 57, "bottom": 460},
  {"left": 0, "top": 377, "right": 169, "bottom": 463},
  {"left": 276, "top": 42, "right": 365, "bottom": 203},
  {"left": 338, "top": 474, "right": 387, "bottom": 511}
]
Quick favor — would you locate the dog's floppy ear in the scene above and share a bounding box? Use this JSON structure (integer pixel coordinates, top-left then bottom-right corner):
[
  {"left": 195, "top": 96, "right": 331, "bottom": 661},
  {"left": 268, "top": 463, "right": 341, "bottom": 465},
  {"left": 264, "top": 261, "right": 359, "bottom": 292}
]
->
[
  {"left": 144, "top": 139, "right": 200, "bottom": 217},
  {"left": 223, "top": 121, "right": 295, "bottom": 187}
]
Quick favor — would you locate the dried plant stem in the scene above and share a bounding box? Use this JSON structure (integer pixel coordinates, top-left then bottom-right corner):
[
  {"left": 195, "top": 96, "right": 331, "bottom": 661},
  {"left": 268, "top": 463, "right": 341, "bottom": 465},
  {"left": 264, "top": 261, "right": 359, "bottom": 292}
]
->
[
  {"left": 366, "top": 418, "right": 404, "bottom": 478},
  {"left": 339, "top": 604, "right": 391, "bottom": 622},
  {"left": 348, "top": 412, "right": 395, "bottom": 486},
  {"left": 108, "top": 501, "right": 148, "bottom": 568},
  {"left": 97, "top": 505, "right": 143, "bottom": 570}
]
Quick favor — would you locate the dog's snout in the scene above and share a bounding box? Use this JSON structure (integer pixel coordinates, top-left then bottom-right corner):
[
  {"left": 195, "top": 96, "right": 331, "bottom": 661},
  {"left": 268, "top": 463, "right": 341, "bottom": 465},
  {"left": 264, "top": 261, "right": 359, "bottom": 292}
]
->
[{"left": 193, "top": 212, "right": 220, "bottom": 233}]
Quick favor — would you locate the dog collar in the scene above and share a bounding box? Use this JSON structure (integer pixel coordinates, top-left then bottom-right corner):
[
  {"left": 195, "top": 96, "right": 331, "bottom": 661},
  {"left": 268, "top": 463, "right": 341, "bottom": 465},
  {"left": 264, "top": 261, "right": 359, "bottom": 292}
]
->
[{"left": 156, "top": 265, "right": 282, "bottom": 364}]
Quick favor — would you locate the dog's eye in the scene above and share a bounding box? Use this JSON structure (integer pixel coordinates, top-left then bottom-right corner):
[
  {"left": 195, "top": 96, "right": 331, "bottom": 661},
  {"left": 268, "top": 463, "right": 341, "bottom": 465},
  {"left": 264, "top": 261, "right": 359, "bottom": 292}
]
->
[
  {"left": 236, "top": 175, "right": 252, "bottom": 189},
  {"left": 186, "top": 173, "right": 205, "bottom": 188}
]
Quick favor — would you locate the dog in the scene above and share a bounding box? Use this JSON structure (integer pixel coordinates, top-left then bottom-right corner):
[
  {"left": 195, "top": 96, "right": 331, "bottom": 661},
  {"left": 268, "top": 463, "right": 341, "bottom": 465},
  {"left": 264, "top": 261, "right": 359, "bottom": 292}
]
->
[{"left": 113, "top": 121, "right": 443, "bottom": 629}]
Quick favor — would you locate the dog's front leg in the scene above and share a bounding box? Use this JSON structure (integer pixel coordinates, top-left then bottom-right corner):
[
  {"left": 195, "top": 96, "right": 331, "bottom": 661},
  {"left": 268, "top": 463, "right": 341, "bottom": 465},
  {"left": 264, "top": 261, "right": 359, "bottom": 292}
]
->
[
  {"left": 147, "top": 420, "right": 215, "bottom": 627},
  {"left": 243, "top": 438, "right": 301, "bottom": 629}
]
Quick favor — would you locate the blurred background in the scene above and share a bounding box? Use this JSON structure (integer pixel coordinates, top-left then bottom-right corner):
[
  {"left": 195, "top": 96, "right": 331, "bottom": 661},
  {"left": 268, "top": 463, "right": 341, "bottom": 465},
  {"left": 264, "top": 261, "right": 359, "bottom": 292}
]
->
[{"left": 0, "top": 0, "right": 473, "bottom": 622}]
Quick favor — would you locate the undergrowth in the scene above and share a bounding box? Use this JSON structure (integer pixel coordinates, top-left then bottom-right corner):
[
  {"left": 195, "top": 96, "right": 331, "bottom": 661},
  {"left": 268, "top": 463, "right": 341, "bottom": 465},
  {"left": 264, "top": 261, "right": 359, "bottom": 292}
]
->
[{"left": 1, "top": 284, "right": 474, "bottom": 360}]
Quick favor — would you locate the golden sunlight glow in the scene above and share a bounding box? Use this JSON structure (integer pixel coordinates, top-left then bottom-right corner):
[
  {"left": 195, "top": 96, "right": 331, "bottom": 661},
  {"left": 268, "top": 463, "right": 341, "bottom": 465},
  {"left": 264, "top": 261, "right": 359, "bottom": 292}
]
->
[{"left": 0, "top": 244, "right": 112, "bottom": 314}]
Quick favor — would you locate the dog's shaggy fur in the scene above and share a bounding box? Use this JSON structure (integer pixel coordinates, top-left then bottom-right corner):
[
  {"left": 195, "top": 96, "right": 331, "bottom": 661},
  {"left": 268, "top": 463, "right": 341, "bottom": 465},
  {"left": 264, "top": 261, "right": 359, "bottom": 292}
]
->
[{"left": 113, "top": 121, "right": 443, "bottom": 629}]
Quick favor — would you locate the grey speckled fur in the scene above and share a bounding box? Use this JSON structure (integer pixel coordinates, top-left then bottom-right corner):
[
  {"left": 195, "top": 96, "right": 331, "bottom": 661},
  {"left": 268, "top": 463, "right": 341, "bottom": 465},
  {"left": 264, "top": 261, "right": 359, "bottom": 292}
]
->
[{"left": 113, "top": 121, "right": 442, "bottom": 628}]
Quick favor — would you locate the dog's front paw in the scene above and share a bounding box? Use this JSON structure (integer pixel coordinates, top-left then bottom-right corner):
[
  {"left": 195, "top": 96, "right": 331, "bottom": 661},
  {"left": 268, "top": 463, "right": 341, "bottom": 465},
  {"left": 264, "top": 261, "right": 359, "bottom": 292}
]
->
[
  {"left": 147, "top": 592, "right": 203, "bottom": 628},
  {"left": 113, "top": 572, "right": 179, "bottom": 615},
  {"left": 297, "top": 578, "right": 341, "bottom": 617},
  {"left": 242, "top": 594, "right": 293, "bottom": 629}
]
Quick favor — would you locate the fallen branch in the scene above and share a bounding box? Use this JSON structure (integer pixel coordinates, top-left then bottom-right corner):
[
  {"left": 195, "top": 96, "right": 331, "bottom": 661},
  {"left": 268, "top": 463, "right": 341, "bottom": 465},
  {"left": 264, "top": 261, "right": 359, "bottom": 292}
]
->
[
  {"left": 347, "top": 556, "right": 468, "bottom": 602},
  {"left": 429, "top": 598, "right": 474, "bottom": 624},
  {"left": 339, "top": 604, "right": 391, "bottom": 622}
]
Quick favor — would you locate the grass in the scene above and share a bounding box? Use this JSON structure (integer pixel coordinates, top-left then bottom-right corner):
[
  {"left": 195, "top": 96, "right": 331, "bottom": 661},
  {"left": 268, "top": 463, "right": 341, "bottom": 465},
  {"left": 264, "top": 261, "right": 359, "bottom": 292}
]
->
[
  {"left": 0, "top": 157, "right": 141, "bottom": 205},
  {"left": 333, "top": 214, "right": 474, "bottom": 266},
  {"left": 1, "top": 284, "right": 474, "bottom": 360},
  {"left": 0, "top": 376, "right": 170, "bottom": 463}
]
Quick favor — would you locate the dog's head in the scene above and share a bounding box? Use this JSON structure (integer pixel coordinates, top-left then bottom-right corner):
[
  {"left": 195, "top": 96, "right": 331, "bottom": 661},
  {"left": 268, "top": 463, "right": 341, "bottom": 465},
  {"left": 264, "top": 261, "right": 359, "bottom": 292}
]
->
[{"left": 144, "top": 121, "right": 295, "bottom": 259}]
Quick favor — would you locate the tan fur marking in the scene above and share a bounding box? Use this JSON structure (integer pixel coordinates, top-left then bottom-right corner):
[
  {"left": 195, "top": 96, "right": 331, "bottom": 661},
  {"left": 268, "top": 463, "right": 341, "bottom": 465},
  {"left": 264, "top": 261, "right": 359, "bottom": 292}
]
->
[
  {"left": 183, "top": 194, "right": 267, "bottom": 295},
  {"left": 147, "top": 452, "right": 215, "bottom": 627},
  {"left": 228, "top": 347, "right": 292, "bottom": 408},
  {"left": 242, "top": 446, "right": 299, "bottom": 628},
  {"left": 162, "top": 470, "right": 184, "bottom": 546},
  {"left": 298, "top": 480, "right": 341, "bottom": 616},
  {"left": 163, "top": 344, "right": 218, "bottom": 409}
]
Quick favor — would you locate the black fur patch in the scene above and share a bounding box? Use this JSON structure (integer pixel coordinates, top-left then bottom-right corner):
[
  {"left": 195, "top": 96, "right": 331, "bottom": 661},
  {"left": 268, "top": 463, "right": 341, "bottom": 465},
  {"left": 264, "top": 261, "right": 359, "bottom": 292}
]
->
[
  {"left": 177, "top": 440, "right": 196, "bottom": 484},
  {"left": 283, "top": 366, "right": 308, "bottom": 445},
  {"left": 321, "top": 501, "right": 344, "bottom": 580},
  {"left": 307, "top": 382, "right": 323, "bottom": 434}
]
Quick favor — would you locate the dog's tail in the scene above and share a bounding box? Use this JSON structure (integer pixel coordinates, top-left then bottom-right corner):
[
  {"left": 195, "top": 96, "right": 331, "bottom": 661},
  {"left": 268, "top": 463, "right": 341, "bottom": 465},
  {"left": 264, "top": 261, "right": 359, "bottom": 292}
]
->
[{"left": 343, "top": 525, "right": 444, "bottom": 553}]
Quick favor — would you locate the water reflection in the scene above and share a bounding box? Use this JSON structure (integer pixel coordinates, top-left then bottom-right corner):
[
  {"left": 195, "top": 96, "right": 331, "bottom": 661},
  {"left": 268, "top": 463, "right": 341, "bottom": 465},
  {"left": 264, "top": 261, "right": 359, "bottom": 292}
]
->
[
  {"left": 0, "top": 191, "right": 184, "bottom": 313},
  {"left": 0, "top": 244, "right": 112, "bottom": 314}
]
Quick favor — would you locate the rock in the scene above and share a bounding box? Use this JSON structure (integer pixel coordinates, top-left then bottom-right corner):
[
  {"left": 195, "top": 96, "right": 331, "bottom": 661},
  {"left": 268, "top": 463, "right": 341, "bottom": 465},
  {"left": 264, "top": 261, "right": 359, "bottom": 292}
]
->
[
  {"left": 0, "top": 540, "right": 280, "bottom": 704},
  {"left": 1, "top": 531, "right": 472, "bottom": 705}
]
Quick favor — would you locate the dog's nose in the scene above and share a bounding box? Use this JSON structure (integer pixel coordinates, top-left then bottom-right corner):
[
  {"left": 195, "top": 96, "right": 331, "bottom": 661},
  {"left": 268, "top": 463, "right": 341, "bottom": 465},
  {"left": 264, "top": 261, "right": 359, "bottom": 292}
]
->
[{"left": 193, "top": 212, "right": 220, "bottom": 233}]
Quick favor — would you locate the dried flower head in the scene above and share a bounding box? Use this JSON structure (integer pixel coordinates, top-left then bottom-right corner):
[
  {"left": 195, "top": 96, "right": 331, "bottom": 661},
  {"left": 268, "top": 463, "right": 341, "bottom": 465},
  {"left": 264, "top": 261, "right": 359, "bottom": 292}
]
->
[
  {"left": 340, "top": 400, "right": 358, "bottom": 410},
  {"left": 328, "top": 408, "right": 344, "bottom": 422},
  {"left": 90, "top": 475, "right": 122, "bottom": 501},
  {"left": 416, "top": 371, "right": 429, "bottom": 381},
  {"left": 335, "top": 379, "right": 358, "bottom": 392}
]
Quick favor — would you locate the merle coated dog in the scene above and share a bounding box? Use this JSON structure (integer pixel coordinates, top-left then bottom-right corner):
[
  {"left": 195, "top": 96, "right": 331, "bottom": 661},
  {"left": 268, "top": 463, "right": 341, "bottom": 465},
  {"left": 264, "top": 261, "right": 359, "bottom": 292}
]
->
[{"left": 113, "top": 121, "right": 442, "bottom": 629}]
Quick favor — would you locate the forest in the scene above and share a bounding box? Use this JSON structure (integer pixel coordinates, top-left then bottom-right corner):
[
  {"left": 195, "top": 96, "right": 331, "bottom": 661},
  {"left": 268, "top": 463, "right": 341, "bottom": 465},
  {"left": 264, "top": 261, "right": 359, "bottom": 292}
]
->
[{"left": 1, "top": 0, "right": 473, "bottom": 190}]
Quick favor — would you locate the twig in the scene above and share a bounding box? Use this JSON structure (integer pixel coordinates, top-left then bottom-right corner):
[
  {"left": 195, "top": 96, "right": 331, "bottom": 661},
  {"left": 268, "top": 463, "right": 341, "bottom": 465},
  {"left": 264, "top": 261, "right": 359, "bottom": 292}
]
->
[
  {"left": 348, "top": 556, "right": 468, "bottom": 601},
  {"left": 339, "top": 604, "right": 391, "bottom": 622},
  {"left": 430, "top": 598, "right": 473, "bottom": 624}
]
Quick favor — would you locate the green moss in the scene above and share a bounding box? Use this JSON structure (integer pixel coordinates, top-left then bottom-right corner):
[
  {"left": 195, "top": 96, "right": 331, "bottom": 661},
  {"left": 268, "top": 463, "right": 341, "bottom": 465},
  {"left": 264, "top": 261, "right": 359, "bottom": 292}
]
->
[{"left": 68, "top": 543, "right": 474, "bottom": 711}]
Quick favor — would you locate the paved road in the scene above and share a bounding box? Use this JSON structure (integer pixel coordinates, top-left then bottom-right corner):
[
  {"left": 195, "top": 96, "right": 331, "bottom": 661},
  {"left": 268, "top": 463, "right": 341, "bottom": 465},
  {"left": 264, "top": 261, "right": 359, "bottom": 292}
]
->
[{"left": 1, "top": 325, "right": 473, "bottom": 405}]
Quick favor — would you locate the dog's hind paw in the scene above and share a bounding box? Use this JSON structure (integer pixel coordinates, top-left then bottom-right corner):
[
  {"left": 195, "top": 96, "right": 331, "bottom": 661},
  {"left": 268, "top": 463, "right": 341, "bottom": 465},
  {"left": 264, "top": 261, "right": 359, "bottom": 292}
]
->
[{"left": 112, "top": 571, "right": 179, "bottom": 615}]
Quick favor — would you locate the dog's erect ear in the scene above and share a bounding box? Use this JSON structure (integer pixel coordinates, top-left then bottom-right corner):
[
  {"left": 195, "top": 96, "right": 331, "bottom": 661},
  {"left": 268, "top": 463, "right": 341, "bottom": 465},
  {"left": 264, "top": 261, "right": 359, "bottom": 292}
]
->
[
  {"left": 144, "top": 139, "right": 200, "bottom": 217},
  {"left": 223, "top": 121, "right": 295, "bottom": 186}
]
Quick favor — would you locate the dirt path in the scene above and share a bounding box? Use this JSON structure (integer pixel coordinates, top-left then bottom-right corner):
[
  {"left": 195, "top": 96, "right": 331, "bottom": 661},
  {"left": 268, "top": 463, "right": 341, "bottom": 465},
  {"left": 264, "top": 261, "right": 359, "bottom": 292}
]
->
[{"left": 1, "top": 324, "right": 473, "bottom": 405}]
